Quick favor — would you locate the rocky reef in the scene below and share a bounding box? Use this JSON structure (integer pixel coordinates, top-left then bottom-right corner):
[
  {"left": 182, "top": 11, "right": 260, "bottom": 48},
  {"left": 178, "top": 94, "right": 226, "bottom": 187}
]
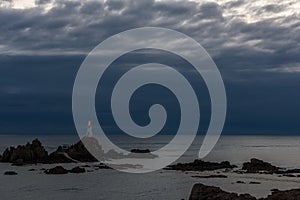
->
[
  {"left": 44, "top": 166, "right": 69, "bottom": 174},
  {"left": 128, "top": 148, "right": 158, "bottom": 159},
  {"left": 165, "top": 159, "right": 237, "bottom": 172},
  {"left": 44, "top": 166, "right": 86, "bottom": 174},
  {"left": 4, "top": 171, "right": 18, "bottom": 175},
  {"left": 265, "top": 188, "right": 300, "bottom": 199},
  {"left": 69, "top": 166, "right": 86, "bottom": 173},
  {"left": 0, "top": 137, "right": 158, "bottom": 165},
  {"left": 242, "top": 158, "right": 280, "bottom": 174},
  {"left": 0, "top": 137, "right": 101, "bottom": 165},
  {"left": 189, "top": 183, "right": 256, "bottom": 200},
  {"left": 1, "top": 139, "right": 48, "bottom": 165},
  {"left": 189, "top": 183, "right": 300, "bottom": 200},
  {"left": 241, "top": 158, "right": 300, "bottom": 175},
  {"left": 47, "top": 137, "right": 101, "bottom": 163},
  {"left": 191, "top": 175, "right": 228, "bottom": 178}
]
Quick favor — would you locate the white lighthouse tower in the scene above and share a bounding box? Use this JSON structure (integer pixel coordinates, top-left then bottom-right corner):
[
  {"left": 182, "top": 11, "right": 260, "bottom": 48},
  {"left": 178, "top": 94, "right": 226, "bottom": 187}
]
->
[{"left": 86, "top": 120, "right": 93, "bottom": 137}]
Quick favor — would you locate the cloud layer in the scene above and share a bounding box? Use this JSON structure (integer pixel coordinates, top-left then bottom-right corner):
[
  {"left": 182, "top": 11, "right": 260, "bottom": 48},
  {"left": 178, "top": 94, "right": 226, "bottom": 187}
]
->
[
  {"left": 0, "top": 0, "right": 299, "bottom": 73},
  {"left": 0, "top": 0, "right": 300, "bottom": 134}
]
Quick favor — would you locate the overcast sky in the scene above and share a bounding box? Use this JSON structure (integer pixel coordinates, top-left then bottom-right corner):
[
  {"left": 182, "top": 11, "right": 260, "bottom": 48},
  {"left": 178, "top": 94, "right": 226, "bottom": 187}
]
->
[{"left": 0, "top": 0, "right": 299, "bottom": 134}]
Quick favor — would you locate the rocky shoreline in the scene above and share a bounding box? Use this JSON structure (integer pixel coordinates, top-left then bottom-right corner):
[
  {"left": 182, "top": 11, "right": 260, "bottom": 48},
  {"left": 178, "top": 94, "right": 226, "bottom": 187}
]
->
[
  {"left": 189, "top": 183, "right": 300, "bottom": 200},
  {"left": 0, "top": 138, "right": 98, "bottom": 165},
  {"left": 0, "top": 137, "right": 157, "bottom": 165},
  {"left": 2, "top": 138, "right": 300, "bottom": 177},
  {"left": 2, "top": 138, "right": 300, "bottom": 199}
]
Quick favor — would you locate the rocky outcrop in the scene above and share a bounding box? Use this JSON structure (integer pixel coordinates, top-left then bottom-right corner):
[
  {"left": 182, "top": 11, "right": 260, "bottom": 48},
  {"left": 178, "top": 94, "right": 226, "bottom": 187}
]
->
[
  {"left": 0, "top": 137, "right": 158, "bottom": 165},
  {"left": 189, "top": 183, "right": 256, "bottom": 200},
  {"left": 249, "top": 181, "right": 261, "bottom": 184},
  {"left": 191, "top": 175, "right": 227, "bottom": 178},
  {"left": 0, "top": 139, "right": 48, "bottom": 165},
  {"left": 64, "top": 137, "right": 103, "bottom": 162},
  {"left": 189, "top": 183, "right": 300, "bottom": 200},
  {"left": 242, "top": 158, "right": 280, "bottom": 174},
  {"left": 44, "top": 166, "right": 68, "bottom": 174},
  {"left": 69, "top": 166, "right": 86, "bottom": 173},
  {"left": 0, "top": 137, "right": 103, "bottom": 164},
  {"left": 165, "top": 159, "right": 237, "bottom": 172},
  {"left": 130, "top": 149, "right": 151, "bottom": 153},
  {"left": 44, "top": 166, "right": 88, "bottom": 174},
  {"left": 4, "top": 171, "right": 18, "bottom": 175},
  {"left": 47, "top": 137, "right": 100, "bottom": 163},
  {"left": 265, "top": 188, "right": 300, "bottom": 199},
  {"left": 241, "top": 158, "right": 300, "bottom": 175},
  {"left": 284, "top": 169, "right": 300, "bottom": 173}
]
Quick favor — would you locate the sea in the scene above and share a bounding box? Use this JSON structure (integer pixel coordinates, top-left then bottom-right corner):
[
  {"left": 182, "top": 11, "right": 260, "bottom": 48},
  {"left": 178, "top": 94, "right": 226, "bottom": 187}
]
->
[{"left": 1, "top": 135, "right": 300, "bottom": 200}]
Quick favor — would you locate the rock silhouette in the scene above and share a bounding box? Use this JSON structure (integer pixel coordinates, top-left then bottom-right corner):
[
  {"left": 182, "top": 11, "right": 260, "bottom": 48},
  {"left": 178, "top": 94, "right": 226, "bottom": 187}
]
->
[
  {"left": 47, "top": 137, "right": 101, "bottom": 163},
  {"left": 242, "top": 158, "right": 279, "bottom": 174},
  {"left": 4, "top": 171, "right": 18, "bottom": 175},
  {"left": 44, "top": 166, "right": 68, "bottom": 174},
  {"left": 189, "top": 183, "right": 300, "bottom": 200},
  {"left": 189, "top": 183, "right": 255, "bottom": 200},
  {"left": 0, "top": 137, "right": 103, "bottom": 164},
  {"left": 165, "top": 159, "right": 237, "bottom": 172},
  {"left": 1, "top": 139, "right": 48, "bottom": 165},
  {"left": 69, "top": 166, "right": 86, "bottom": 173}
]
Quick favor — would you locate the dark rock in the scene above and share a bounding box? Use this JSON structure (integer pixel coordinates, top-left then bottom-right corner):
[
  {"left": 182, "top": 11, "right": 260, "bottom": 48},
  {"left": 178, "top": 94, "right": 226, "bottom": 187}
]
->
[
  {"left": 0, "top": 137, "right": 103, "bottom": 164},
  {"left": 191, "top": 175, "right": 227, "bottom": 178},
  {"left": 4, "top": 171, "right": 18, "bottom": 175},
  {"left": 45, "top": 152, "right": 72, "bottom": 164},
  {"left": 69, "top": 166, "right": 86, "bottom": 173},
  {"left": 11, "top": 158, "right": 24, "bottom": 166},
  {"left": 130, "top": 149, "right": 151, "bottom": 153},
  {"left": 249, "top": 181, "right": 261, "bottom": 184},
  {"left": 1, "top": 147, "right": 13, "bottom": 162},
  {"left": 242, "top": 158, "right": 279, "bottom": 173},
  {"left": 64, "top": 137, "right": 102, "bottom": 162},
  {"left": 0, "top": 139, "right": 48, "bottom": 164},
  {"left": 44, "top": 166, "right": 68, "bottom": 174},
  {"left": 237, "top": 181, "right": 245, "bottom": 184},
  {"left": 265, "top": 188, "right": 300, "bottom": 199},
  {"left": 282, "top": 168, "right": 300, "bottom": 174},
  {"left": 122, "top": 149, "right": 158, "bottom": 159},
  {"left": 189, "top": 183, "right": 300, "bottom": 200},
  {"left": 1, "top": 136, "right": 160, "bottom": 165},
  {"left": 47, "top": 137, "right": 101, "bottom": 163},
  {"left": 241, "top": 160, "right": 300, "bottom": 175},
  {"left": 165, "top": 159, "right": 237, "bottom": 172},
  {"left": 282, "top": 174, "right": 296, "bottom": 177},
  {"left": 189, "top": 183, "right": 256, "bottom": 200}
]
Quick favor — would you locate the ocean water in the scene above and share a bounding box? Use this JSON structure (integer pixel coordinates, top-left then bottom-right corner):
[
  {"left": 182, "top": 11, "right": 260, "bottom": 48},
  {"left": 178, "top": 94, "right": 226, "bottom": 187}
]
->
[{"left": 1, "top": 135, "right": 300, "bottom": 199}]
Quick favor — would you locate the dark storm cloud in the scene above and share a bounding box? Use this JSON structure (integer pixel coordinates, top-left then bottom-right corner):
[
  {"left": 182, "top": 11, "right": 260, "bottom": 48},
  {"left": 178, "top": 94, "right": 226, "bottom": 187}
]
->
[
  {"left": 0, "top": 0, "right": 300, "bottom": 134},
  {"left": 0, "top": 0, "right": 298, "bottom": 73}
]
